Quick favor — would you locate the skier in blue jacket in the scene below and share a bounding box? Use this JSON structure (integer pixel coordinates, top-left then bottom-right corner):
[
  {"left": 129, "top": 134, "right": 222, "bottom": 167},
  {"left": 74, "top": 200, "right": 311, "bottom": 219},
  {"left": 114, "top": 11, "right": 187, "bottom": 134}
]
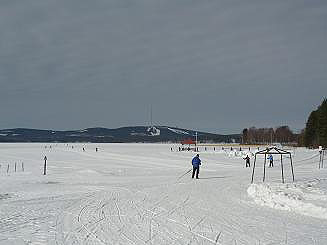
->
[
  {"left": 191, "top": 154, "right": 201, "bottom": 179},
  {"left": 268, "top": 154, "right": 274, "bottom": 167}
]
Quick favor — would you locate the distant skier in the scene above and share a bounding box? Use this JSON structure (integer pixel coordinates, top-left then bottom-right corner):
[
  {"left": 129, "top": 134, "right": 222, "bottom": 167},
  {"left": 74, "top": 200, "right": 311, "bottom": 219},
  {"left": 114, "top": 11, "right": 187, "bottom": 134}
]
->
[
  {"left": 95, "top": 147, "right": 98, "bottom": 152},
  {"left": 244, "top": 155, "right": 250, "bottom": 168},
  {"left": 191, "top": 154, "right": 201, "bottom": 179},
  {"left": 268, "top": 154, "right": 274, "bottom": 167}
]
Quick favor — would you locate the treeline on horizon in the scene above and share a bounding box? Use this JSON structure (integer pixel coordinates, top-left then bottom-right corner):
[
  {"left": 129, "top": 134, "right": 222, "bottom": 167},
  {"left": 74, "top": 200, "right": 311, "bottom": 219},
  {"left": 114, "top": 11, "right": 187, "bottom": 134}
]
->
[
  {"left": 299, "top": 99, "right": 327, "bottom": 148},
  {"left": 241, "top": 99, "right": 327, "bottom": 148},
  {"left": 242, "top": 126, "right": 296, "bottom": 144}
]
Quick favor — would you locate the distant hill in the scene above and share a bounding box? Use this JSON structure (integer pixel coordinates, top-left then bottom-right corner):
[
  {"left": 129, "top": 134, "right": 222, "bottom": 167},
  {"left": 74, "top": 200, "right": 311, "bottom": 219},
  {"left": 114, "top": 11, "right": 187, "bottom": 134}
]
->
[{"left": 0, "top": 126, "right": 240, "bottom": 143}]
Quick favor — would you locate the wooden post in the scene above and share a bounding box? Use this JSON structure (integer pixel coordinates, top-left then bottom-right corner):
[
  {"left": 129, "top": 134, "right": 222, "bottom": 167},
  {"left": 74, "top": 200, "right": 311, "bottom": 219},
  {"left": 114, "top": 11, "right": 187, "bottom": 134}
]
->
[
  {"left": 15, "top": 162, "right": 17, "bottom": 172},
  {"left": 44, "top": 156, "right": 47, "bottom": 175},
  {"left": 22, "top": 162, "right": 24, "bottom": 172},
  {"left": 195, "top": 132, "right": 198, "bottom": 152},
  {"left": 251, "top": 154, "right": 256, "bottom": 183},
  {"left": 7, "top": 164, "right": 9, "bottom": 174},
  {"left": 319, "top": 151, "right": 322, "bottom": 169},
  {"left": 290, "top": 153, "right": 295, "bottom": 182},
  {"left": 281, "top": 155, "right": 284, "bottom": 183},
  {"left": 322, "top": 150, "right": 324, "bottom": 168},
  {"left": 263, "top": 153, "right": 267, "bottom": 182}
]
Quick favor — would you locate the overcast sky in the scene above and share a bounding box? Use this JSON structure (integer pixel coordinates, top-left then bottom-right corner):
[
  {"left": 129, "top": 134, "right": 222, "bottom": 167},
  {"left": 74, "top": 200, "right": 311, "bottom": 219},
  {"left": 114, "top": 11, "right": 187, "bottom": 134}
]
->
[{"left": 0, "top": 0, "right": 326, "bottom": 134}]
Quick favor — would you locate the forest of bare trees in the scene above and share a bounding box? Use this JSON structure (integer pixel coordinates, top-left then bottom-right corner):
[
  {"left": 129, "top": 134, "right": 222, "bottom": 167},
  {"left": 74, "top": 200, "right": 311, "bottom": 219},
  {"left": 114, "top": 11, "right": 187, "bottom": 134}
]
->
[{"left": 242, "top": 126, "right": 296, "bottom": 144}]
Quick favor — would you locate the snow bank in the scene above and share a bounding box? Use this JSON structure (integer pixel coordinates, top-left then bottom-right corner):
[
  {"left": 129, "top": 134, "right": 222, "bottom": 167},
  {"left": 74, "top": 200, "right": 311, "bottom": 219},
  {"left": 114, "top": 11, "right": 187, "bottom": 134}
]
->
[{"left": 247, "top": 182, "right": 327, "bottom": 219}]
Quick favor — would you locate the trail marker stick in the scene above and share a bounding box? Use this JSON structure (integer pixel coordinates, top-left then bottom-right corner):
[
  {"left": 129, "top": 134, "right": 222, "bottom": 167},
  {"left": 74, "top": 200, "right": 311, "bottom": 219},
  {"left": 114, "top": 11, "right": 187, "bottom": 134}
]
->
[
  {"left": 281, "top": 155, "right": 284, "bottom": 183},
  {"left": 44, "top": 156, "right": 47, "bottom": 175},
  {"left": 263, "top": 154, "right": 267, "bottom": 182}
]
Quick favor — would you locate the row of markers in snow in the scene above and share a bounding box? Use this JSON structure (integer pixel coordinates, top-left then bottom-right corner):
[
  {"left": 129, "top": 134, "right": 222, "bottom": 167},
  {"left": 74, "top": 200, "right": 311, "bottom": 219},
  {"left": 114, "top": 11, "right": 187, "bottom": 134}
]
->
[
  {"left": 1, "top": 144, "right": 100, "bottom": 176},
  {"left": 0, "top": 162, "right": 25, "bottom": 174},
  {"left": 45, "top": 144, "right": 100, "bottom": 152},
  {"left": 171, "top": 146, "right": 260, "bottom": 152}
]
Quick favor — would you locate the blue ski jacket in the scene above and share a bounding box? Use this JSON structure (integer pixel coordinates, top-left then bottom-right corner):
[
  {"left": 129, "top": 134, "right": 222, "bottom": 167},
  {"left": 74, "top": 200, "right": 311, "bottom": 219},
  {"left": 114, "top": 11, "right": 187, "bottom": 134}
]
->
[
  {"left": 267, "top": 155, "right": 273, "bottom": 161},
  {"left": 192, "top": 156, "right": 201, "bottom": 167}
]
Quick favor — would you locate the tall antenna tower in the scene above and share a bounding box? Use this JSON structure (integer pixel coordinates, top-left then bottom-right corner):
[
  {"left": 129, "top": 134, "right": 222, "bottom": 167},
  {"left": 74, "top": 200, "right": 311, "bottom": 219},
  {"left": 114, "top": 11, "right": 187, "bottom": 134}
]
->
[{"left": 150, "top": 104, "right": 153, "bottom": 126}]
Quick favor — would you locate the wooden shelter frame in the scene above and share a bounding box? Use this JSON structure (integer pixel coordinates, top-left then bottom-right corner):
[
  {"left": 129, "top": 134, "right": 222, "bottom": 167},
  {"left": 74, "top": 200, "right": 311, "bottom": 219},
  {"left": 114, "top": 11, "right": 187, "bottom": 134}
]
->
[{"left": 251, "top": 147, "right": 295, "bottom": 183}]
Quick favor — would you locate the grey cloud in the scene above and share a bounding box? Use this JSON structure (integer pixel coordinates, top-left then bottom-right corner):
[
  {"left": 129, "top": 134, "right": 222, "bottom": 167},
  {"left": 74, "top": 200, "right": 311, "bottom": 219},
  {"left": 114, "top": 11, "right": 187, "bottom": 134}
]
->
[{"left": 0, "top": 0, "right": 326, "bottom": 133}]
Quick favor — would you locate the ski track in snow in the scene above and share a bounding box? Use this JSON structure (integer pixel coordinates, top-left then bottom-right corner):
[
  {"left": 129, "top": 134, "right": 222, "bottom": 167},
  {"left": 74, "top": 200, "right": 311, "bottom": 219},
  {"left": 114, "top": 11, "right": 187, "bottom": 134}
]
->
[
  {"left": 56, "top": 188, "right": 222, "bottom": 245},
  {"left": 0, "top": 144, "right": 326, "bottom": 244}
]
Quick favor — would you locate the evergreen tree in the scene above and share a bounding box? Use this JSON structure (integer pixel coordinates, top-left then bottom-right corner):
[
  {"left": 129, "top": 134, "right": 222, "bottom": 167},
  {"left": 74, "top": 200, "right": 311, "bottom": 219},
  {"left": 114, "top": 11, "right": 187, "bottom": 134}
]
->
[
  {"left": 297, "top": 129, "right": 305, "bottom": 146},
  {"left": 304, "top": 110, "right": 318, "bottom": 147},
  {"left": 317, "top": 99, "right": 327, "bottom": 147}
]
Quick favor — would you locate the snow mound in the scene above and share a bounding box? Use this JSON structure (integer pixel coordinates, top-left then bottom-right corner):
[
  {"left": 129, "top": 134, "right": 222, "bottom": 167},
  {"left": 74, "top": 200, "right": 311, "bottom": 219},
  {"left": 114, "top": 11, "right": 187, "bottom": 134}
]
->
[
  {"left": 77, "top": 169, "right": 99, "bottom": 175},
  {"left": 247, "top": 182, "right": 327, "bottom": 219},
  {"left": 228, "top": 150, "right": 253, "bottom": 158}
]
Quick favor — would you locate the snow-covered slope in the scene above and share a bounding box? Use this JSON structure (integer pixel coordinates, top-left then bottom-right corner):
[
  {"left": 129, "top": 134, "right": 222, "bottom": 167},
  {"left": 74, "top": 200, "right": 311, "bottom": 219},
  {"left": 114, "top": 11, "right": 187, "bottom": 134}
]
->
[
  {"left": 0, "top": 144, "right": 326, "bottom": 244},
  {"left": 167, "top": 127, "right": 190, "bottom": 135}
]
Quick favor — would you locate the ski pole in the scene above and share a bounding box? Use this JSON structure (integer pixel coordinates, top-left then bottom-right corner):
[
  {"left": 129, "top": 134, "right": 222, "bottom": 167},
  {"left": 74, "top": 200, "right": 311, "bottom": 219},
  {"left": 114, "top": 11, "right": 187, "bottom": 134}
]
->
[{"left": 177, "top": 169, "right": 192, "bottom": 181}]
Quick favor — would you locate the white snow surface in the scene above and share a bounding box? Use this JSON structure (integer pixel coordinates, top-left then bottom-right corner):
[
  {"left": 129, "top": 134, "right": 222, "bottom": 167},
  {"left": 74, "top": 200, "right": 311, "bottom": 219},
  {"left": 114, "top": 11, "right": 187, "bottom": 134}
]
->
[
  {"left": 0, "top": 144, "right": 326, "bottom": 245},
  {"left": 247, "top": 182, "right": 327, "bottom": 219}
]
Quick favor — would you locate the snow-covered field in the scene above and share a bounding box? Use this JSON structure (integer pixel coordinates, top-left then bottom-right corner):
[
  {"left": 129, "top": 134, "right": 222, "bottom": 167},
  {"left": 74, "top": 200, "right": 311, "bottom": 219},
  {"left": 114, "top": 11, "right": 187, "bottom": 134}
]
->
[{"left": 0, "top": 143, "right": 326, "bottom": 245}]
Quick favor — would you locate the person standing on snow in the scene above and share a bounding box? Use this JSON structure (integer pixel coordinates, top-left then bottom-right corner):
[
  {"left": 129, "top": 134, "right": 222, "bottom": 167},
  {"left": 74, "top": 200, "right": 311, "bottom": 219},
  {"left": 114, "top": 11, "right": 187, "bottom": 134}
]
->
[
  {"left": 244, "top": 155, "right": 250, "bottom": 167},
  {"left": 268, "top": 154, "right": 274, "bottom": 167},
  {"left": 191, "top": 154, "right": 201, "bottom": 179}
]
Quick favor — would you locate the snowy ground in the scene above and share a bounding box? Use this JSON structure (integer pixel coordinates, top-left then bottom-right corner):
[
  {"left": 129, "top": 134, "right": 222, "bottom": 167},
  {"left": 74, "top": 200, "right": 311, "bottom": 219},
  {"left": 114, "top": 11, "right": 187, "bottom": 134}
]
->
[{"left": 0, "top": 143, "right": 326, "bottom": 245}]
